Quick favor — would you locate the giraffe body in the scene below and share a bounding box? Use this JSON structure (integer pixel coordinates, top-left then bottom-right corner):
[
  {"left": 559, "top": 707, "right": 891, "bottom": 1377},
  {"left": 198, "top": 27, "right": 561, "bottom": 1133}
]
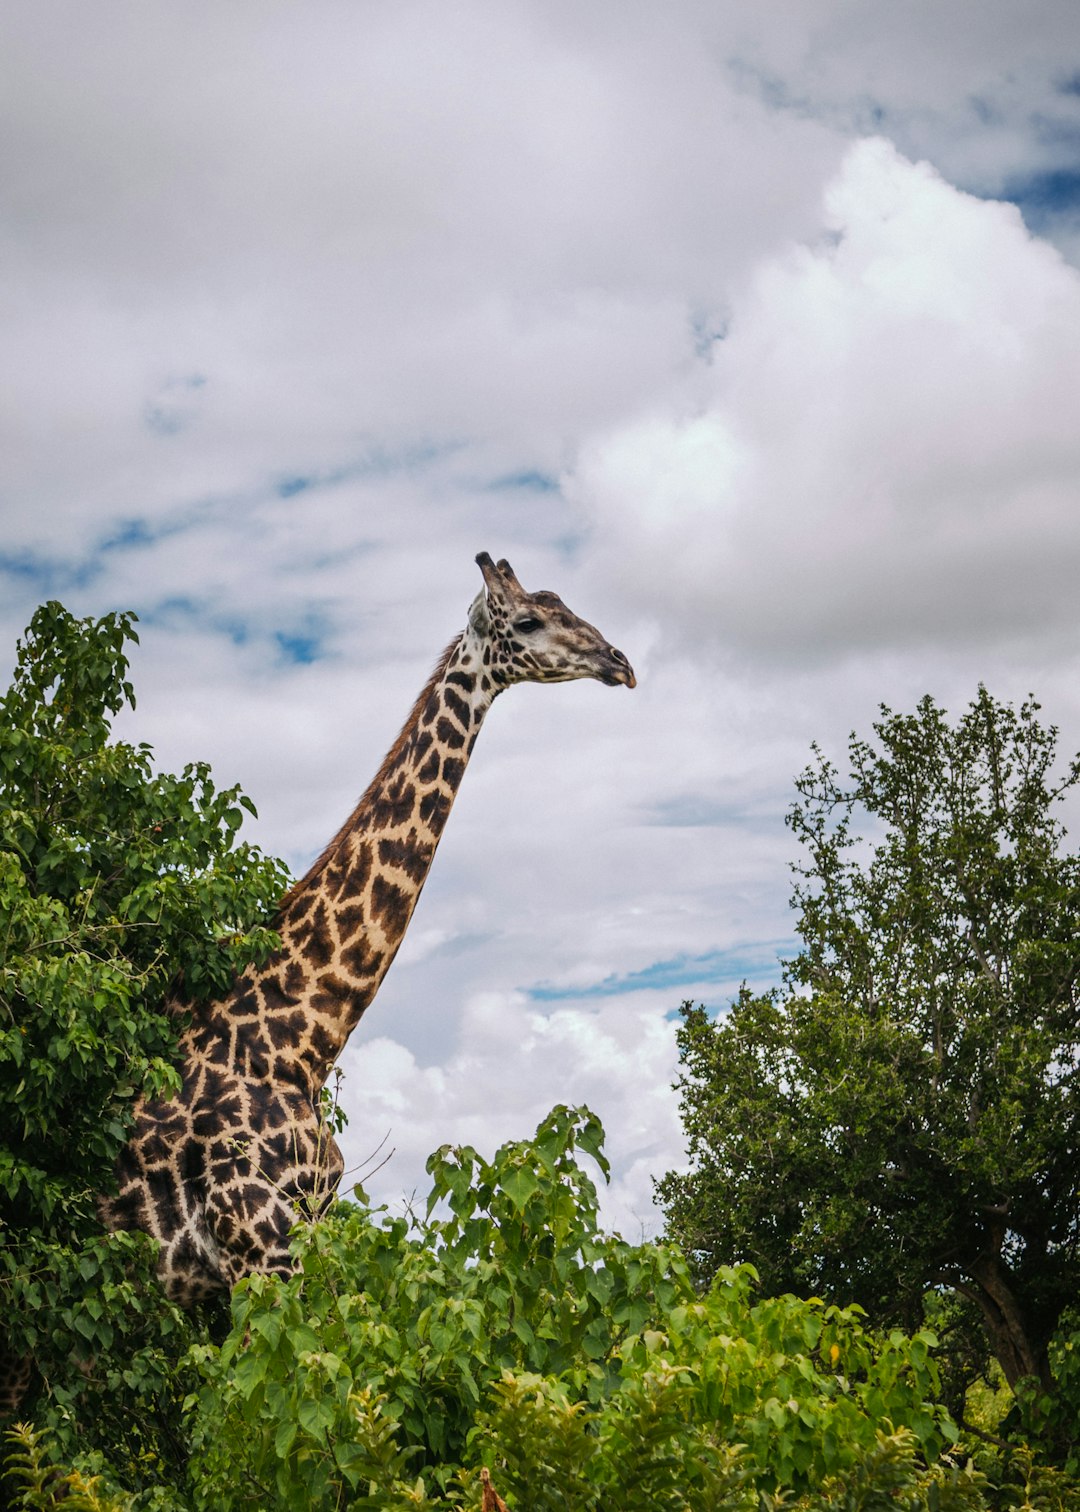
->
[{"left": 99, "top": 554, "right": 635, "bottom": 1303}]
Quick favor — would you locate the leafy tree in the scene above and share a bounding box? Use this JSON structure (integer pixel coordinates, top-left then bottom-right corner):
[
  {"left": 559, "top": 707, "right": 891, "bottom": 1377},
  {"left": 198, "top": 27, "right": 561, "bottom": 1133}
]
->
[
  {"left": 658, "top": 689, "right": 1080, "bottom": 1433},
  {"left": 0, "top": 602, "right": 290, "bottom": 1478}
]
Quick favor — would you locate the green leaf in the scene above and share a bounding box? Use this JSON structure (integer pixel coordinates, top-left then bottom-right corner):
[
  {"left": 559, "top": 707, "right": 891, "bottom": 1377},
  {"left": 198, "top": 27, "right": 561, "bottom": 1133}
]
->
[{"left": 501, "top": 1164, "right": 540, "bottom": 1213}]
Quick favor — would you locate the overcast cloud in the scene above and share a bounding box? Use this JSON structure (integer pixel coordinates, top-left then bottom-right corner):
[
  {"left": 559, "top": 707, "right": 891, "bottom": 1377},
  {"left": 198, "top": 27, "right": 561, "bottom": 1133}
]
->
[{"left": 3, "top": 1, "right": 1080, "bottom": 1234}]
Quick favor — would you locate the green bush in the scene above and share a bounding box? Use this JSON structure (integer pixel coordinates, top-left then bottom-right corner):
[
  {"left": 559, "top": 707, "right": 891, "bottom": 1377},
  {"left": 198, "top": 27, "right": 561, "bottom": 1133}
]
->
[
  {"left": 4, "top": 1106, "right": 1079, "bottom": 1508},
  {"left": 183, "top": 1106, "right": 970, "bottom": 1509}
]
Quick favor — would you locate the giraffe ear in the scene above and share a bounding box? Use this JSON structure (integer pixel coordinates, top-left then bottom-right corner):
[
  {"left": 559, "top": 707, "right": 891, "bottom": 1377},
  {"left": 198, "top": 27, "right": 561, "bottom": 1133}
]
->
[{"left": 468, "top": 589, "right": 490, "bottom": 634}]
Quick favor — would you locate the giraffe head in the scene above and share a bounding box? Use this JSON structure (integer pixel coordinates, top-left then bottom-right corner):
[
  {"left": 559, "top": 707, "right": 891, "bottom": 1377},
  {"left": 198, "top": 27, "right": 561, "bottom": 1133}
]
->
[{"left": 471, "top": 552, "right": 636, "bottom": 690}]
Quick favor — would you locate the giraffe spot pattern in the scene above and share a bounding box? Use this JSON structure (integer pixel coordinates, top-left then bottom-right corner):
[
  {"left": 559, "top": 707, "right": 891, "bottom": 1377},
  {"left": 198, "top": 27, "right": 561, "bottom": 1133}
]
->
[
  {"left": 289, "top": 891, "right": 316, "bottom": 920},
  {"left": 261, "top": 975, "right": 301, "bottom": 1013},
  {"left": 341, "top": 936, "right": 386, "bottom": 981},
  {"left": 435, "top": 716, "right": 466, "bottom": 749},
  {"left": 377, "top": 834, "right": 431, "bottom": 884},
  {"left": 336, "top": 901, "right": 366, "bottom": 938},
  {"left": 370, "top": 874, "right": 411, "bottom": 936},
  {"left": 313, "top": 969, "right": 352, "bottom": 1000},
  {"left": 444, "top": 687, "right": 471, "bottom": 726},
  {"left": 370, "top": 777, "right": 417, "bottom": 829},
  {"left": 419, "top": 788, "right": 452, "bottom": 830},
  {"left": 283, "top": 959, "right": 308, "bottom": 997}
]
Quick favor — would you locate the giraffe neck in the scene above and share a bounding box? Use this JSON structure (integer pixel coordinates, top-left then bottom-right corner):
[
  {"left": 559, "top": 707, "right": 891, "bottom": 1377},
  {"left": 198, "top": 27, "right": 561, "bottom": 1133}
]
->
[{"left": 259, "top": 625, "right": 498, "bottom": 1086}]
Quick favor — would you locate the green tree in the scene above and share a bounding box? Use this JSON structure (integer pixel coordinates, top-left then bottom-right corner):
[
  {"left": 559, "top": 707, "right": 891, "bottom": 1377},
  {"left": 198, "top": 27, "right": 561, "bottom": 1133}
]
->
[
  {"left": 658, "top": 689, "right": 1080, "bottom": 1426},
  {"left": 0, "top": 602, "right": 290, "bottom": 1480}
]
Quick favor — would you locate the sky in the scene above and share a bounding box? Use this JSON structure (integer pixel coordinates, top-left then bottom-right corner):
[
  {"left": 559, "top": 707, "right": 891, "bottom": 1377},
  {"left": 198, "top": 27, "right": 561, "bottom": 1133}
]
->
[{"left": 3, "top": 1, "right": 1080, "bottom": 1236}]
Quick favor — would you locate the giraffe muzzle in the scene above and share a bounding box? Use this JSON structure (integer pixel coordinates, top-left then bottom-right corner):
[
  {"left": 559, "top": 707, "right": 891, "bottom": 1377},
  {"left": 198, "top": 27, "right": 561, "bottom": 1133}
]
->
[{"left": 602, "top": 646, "right": 636, "bottom": 688}]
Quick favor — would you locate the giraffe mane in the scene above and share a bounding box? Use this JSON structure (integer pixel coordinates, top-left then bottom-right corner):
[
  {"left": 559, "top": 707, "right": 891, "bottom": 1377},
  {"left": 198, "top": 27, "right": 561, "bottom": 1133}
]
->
[{"left": 276, "top": 637, "right": 460, "bottom": 913}]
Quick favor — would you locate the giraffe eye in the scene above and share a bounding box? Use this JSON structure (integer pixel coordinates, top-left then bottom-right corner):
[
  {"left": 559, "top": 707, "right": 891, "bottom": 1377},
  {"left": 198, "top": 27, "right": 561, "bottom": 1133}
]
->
[{"left": 513, "top": 617, "right": 542, "bottom": 634}]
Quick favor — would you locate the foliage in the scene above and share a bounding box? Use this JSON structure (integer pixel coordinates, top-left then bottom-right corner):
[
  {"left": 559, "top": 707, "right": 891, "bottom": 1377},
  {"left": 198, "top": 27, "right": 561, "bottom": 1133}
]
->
[
  {"left": 184, "top": 1105, "right": 683, "bottom": 1506},
  {"left": 2, "top": 1105, "right": 1079, "bottom": 1509},
  {"left": 1, "top": 1421, "right": 130, "bottom": 1511},
  {"left": 787, "top": 1426, "right": 990, "bottom": 1512},
  {"left": 182, "top": 1106, "right": 965, "bottom": 1509},
  {"left": 1007, "top": 1313, "right": 1080, "bottom": 1481},
  {"left": 471, "top": 1367, "right": 753, "bottom": 1510},
  {"left": 0, "top": 602, "right": 289, "bottom": 1476},
  {"left": 658, "top": 689, "right": 1080, "bottom": 1435}
]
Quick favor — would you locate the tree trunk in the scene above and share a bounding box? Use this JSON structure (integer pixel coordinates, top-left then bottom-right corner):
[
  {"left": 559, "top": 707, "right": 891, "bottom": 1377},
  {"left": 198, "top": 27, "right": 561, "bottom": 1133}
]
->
[{"left": 966, "top": 1254, "right": 1052, "bottom": 1395}]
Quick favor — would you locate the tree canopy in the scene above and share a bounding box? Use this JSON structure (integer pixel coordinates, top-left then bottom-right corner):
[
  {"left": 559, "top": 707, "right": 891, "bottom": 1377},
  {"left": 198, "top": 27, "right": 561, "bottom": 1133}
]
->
[
  {"left": 658, "top": 688, "right": 1080, "bottom": 1439},
  {"left": 0, "top": 602, "right": 290, "bottom": 1467}
]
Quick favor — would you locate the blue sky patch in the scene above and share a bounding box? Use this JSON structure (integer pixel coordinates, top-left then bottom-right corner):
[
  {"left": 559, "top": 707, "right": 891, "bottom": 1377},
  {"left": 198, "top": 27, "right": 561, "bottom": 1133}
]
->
[
  {"left": 272, "top": 608, "right": 333, "bottom": 665},
  {"left": 130, "top": 595, "right": 332, "bottom": 664},
  {"left": 1000, "top": 167, "right": 1080, "bottom": 229},
  {"left": 133, "top": 595, "right": 205, "bottom": 631},
  {"left": 274, "top": 627, "right": 323, "bottom": 664},
  {"left": 0, "top": 548, "right": 63, "bottom": 594},
  {"left": 968, "top": 94, "right": 1004, "bottom": 128},
  {"left": 487, "top": 469, "right": 560, "bottom": 494},
  {"left": 276, "top": 475, "right": 314, "bottom": 498},
  {"left": 144, "top": 373, "right": 207, "bottom": 436},
  {"left": 99, "top": 517, "right": 158, "bottom": 553},
  {"left": 270, "top": 442, "right": 464, "bottom": 502},
  {"left": 528, "top": 941, "right": 791, "bottom": 1003},
  {"left": 217, "top": 616, "right": 252, "bottom": 647},
  {"left": 1032, "top": 111, "right": 1080, "bottom": 151},
  {"left": 0, "top": 546, "right": 101, "bottom": 595}
]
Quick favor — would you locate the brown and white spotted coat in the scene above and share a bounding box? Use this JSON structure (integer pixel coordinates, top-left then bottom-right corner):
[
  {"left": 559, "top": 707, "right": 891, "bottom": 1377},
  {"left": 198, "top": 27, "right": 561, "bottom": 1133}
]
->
[{"left": 97, "top": 553, "right": 635, "bottom": 1304}]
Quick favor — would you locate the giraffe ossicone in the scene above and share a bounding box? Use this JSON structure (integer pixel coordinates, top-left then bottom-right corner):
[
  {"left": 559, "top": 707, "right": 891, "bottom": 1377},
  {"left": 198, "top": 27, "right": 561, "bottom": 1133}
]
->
[{"left": 98, "top": 552, "right": 635, "bottom": 1304}]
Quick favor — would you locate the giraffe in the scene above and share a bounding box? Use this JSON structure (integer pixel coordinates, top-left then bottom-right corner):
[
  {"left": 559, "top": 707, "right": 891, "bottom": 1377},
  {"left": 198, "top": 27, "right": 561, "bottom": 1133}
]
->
[{"left": 96, "top": 552, "right": 635, "bottom": 1304}]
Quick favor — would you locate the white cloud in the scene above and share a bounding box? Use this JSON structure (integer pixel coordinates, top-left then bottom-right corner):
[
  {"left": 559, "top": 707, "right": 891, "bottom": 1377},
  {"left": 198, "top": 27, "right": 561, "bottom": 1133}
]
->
[
  {"left": 0, "top": 1, "right": 846, "bottom": 559},
  {"left": 574, "top": 138, "right": 1080, "bottom": 663},
  {"left": 337, "top": 989, "right": 686, "bottom": 1239}
]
